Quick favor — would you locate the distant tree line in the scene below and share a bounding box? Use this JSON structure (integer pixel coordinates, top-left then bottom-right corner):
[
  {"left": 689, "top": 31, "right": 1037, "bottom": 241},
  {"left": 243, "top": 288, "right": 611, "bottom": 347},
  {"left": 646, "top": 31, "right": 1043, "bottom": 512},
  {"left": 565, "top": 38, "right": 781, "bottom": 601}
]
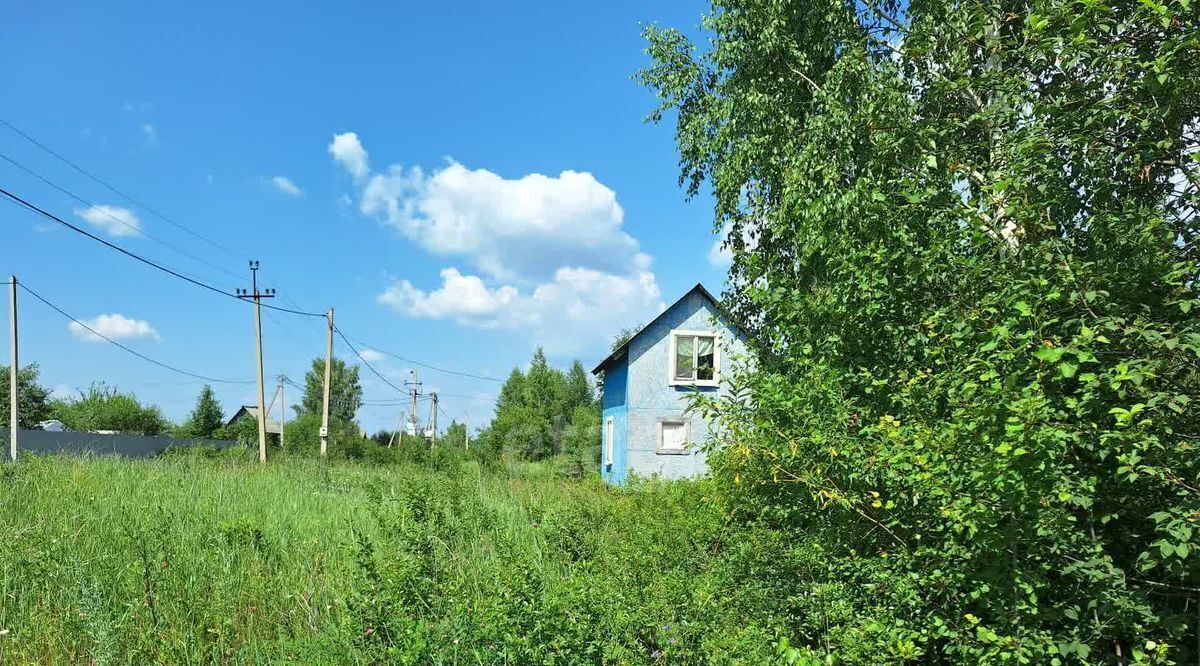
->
[
  {"left": 4, "top": 348, "right": 602, "bottom": 472},
  {"left": 0, "top": 357, "right": 365, "bottom": 445},
  {"left": 475, "top": 348, "right": 601, "bottom": 469}
]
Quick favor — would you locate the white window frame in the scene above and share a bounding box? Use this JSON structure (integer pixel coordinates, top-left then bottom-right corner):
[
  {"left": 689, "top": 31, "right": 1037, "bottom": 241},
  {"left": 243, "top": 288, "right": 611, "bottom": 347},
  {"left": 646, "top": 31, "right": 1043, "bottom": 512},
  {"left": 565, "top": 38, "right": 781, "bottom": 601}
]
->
[
  {"left": 603, "top": 416, "right": 614, "bottom": 468},
  {"left": 668, "top": 330, "right": 721, "bottom": 387},
  {"left": 656, "top": 419, "right": 691, "bottom": 455}
]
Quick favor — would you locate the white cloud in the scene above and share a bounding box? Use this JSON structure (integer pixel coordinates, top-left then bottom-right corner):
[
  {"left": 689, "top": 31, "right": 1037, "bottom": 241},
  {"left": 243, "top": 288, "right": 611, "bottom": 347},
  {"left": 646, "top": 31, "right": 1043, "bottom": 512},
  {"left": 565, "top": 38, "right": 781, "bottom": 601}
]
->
[
  {"left": 139, "top": 122, "right": 159, "bottom": 147},
  {"left": 708, "top": 220, "right": 760, "bottom": 269},
  {"left": 709, "top": 222, "right": 733, "bottom": 268},
  {"left": 336, "top": 141, "right": 645, "bottom": 283},
  {"left": 69, "top": 313, "right": 160, "bottom": 343},
  {"left": 75, "top": 205, "right": 142, "bottom": 237},
  {"left": 359, "top": 348, "right": 385, "bottom": 363},
  {"left": 270, "top": 175, "right": 304, "bottom": 197},
  {"left": 328, "top": 132, "right": 370, "bottom": 180},
  {"left": 379, "top": 266, "right": 661, "bottom": 354},
  {"left": 379, "top": 268, "right": 519, "bottom": 324},
  {"left": 333, "top": 133, "right": 665, "bottom": 354}
]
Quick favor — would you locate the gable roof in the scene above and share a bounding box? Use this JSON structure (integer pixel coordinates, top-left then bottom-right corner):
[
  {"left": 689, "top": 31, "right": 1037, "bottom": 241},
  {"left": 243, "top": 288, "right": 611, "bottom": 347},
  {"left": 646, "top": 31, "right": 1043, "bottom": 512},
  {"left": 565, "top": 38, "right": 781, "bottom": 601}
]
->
[
  {"left": 226, "top": 405, "right": 282, "bottom": 435},
  {"left": 591, "top": 283, "right": 728, "bottom": 375}
]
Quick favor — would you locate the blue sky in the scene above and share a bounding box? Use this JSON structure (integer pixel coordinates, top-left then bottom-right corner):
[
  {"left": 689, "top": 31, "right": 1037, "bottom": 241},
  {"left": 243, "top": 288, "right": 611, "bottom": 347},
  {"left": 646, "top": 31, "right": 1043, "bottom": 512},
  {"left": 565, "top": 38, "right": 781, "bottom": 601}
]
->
[{"left": 1, "top": 1, "right": 728, "bottom": 434}]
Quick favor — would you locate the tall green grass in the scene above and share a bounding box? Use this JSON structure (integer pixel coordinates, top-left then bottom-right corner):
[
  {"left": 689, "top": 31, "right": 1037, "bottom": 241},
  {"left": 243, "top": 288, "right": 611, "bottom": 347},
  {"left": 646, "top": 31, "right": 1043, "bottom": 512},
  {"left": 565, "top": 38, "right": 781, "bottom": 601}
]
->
[{"left": 0, "top": 452, "right": 793, "bottom": 664}]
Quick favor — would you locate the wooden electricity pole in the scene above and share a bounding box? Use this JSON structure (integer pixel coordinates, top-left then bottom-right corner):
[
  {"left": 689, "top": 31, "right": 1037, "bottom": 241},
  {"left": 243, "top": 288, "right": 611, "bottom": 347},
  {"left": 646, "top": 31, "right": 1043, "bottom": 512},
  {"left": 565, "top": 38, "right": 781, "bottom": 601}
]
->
[
  {"left": 277, "top": 374, "right": 287, "bottom": 450},
  {"left": 465, "top": 412, "right": 471, "bottom": 450},
  {"left": 320, "top": 308, "right": 333, "bottom": 457},
  {"left": 8, "top": 276, "right": 17, "bottom": 462},
  {"left": 429, "top": 392, "right": 438, "bottom": 446},
  {"left": 406, "top": 370, "right": 421, "bottom": 438},
  {"left": 237, "top": 261, "right": 274, "bottom": 463}
]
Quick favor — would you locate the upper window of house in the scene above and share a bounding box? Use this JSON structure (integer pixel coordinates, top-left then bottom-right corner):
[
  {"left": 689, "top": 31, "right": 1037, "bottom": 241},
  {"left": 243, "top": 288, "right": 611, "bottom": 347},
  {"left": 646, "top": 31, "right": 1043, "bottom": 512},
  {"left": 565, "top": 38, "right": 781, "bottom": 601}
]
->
[{"left": 670, "top": 330, "right": 718, "bottom": 385}]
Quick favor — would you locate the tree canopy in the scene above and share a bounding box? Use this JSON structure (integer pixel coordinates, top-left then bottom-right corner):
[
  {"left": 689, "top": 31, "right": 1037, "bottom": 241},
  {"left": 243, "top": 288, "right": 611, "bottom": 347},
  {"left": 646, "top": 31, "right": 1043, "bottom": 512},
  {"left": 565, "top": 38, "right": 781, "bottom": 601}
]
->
[
  {"left": 0, "top": 364, "right": 52, "bottom": 429},
  {"left": 645, "top": 0, "right": 1199, "bottom": 661},
  {"left": 481, "top": 348, "right": 599, "bottom": 461},
  {"left": 295, "top": 357, "right": 362, "bottom": 424},
  {"left": 176, "top": 385, "right": 225, "bottom": 439},
  {"left": 51, "top": 383, "right": 169, "bottom": 436}
]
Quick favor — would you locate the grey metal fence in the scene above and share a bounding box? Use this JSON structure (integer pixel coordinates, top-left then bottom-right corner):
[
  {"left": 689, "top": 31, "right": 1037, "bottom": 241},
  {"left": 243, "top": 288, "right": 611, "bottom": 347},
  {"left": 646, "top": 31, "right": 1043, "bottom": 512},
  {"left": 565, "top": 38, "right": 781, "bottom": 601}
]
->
[{"left": 1, "top": 429, "right": 239, "bottom": 459}]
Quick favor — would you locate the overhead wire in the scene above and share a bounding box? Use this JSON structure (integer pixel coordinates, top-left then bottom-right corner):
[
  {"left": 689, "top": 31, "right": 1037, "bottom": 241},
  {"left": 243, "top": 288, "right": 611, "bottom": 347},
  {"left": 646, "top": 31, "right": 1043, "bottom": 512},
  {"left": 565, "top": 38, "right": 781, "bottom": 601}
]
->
[
  {"left": 0, "top": 185, "right": 326, "bottom": 318},
  {"left": 0, "top": 116, "right": 248, "bottom": 262},
  {"left": 344, "top": 335, "right": 503, "bottom": 383},
  {"left": 332, "top": 324, "right": 407, "bottom": 395},
  {"left": 2, "top": 181, "right": 506, "bottom": 401},
  {"left": 18, "top": 281, "right": 255, "bottom": 385},
  {"left": 0, "top": 149, "right": 244, "bottom": 287}
]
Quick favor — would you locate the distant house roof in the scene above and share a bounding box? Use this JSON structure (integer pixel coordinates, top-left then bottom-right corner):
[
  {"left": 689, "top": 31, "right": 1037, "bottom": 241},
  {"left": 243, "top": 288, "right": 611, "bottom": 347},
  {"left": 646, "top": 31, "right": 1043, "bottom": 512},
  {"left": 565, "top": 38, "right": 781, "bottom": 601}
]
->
[
  {"left": 592, "top": 283, "right": 731, "bottom": 375},
  {"left": 226, "top": 405, "right": 282, "bottom": 435}
]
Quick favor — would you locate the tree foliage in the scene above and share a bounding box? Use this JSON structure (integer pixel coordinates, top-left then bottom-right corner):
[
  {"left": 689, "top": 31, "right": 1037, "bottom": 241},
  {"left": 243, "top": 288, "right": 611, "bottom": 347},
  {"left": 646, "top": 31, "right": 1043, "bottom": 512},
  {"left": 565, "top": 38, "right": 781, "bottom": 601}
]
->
[
  {"left": 295, "top": 357, "right": 362, "bottom": 424},
  {"left": 645, "top": 0, "right": 1200, "bottom": 662},
  {"left": 0, "top": 363, "right": 52, "bottom": 429},
  {"left": 51, "top": 383, "right": 170, "bottom": 436},
  {"left": 176, "top": 385, "right": 225, "bottom": 439},
  {"left": 441, "top": 420, "right": 468, "bottom": 450},
  {"left": 482, "top": 348, "right": 600, "bottom": 461}
]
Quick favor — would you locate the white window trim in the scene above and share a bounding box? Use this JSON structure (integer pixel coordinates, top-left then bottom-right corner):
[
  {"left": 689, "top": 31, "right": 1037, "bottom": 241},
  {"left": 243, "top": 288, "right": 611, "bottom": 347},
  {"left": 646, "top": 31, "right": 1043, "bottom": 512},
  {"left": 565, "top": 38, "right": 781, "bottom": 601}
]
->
[
  {"left": 603, "top": 416, "right": 614, "bottom": 468},
  {"left": 656, "top": 418, "right": 691, "bottom": 455},
  {"left": 668, "top": 329, "right": 721, "bottom": 387}
]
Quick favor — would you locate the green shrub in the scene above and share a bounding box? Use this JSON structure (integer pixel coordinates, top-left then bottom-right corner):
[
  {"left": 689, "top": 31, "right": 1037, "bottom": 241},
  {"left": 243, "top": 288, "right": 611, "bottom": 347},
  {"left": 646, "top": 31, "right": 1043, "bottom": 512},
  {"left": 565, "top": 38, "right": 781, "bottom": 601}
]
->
[{"left": 644, "top": 0, "right": 1200, "bottom": 661}]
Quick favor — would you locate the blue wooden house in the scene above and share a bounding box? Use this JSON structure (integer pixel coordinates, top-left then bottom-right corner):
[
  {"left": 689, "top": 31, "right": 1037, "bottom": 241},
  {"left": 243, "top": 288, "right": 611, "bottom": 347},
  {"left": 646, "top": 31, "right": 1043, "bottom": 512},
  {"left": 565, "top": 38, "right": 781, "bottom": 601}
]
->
[{"left": 592, "top": 284, "right": 748, "bottom": 484}]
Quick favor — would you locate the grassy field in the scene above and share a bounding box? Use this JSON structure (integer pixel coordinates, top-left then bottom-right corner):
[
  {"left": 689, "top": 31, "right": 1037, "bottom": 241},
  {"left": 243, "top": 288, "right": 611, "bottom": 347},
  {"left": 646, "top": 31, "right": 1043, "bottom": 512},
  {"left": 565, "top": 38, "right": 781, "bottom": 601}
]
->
[{"left": 0, "top": 451, "right": 789, "bottom": 664}]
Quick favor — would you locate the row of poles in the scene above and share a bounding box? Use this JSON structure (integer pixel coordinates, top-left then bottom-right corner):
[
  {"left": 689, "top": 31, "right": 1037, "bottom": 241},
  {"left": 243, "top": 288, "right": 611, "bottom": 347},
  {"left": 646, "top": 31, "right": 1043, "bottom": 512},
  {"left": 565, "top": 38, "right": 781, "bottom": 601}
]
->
[{"left": 6, "top": 262, "right": 335, "bottom": 463}]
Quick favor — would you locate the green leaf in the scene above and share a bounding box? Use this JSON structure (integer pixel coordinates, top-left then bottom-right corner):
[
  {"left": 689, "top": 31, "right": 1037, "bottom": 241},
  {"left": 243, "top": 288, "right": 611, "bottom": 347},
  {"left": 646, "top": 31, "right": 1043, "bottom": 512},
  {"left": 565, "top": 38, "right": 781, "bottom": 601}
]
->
[{"left": 1034, "top": 346, "right": 1065, "bottom": 362}]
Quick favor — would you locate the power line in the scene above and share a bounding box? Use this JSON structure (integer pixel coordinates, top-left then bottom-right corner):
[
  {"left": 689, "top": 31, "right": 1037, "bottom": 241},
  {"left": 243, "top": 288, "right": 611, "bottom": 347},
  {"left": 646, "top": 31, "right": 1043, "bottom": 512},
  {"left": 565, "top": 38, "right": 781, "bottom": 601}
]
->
[
  {"left": 2, "top": 184, "right": 510, "bottom": 387},
  {"left": 0, "top": 122, "right": 324, "bottom": 317},
  {"left": 345, "top": 336, "right": 503, "bottom": 383},
  {"left": 0, "top": 185, "right": 325, "bottom": 318},
  {"left": 18, "top": 281, "right": 255, "bottom": 385},
  {"left": 0, "top": 117, "right": 248, "bottom": 263},
  {"left": 0, "top": 150, "right": 244, "bottom": 287},
  {"left": 332, "top": 324, "right": 407, "bottom": 395}
]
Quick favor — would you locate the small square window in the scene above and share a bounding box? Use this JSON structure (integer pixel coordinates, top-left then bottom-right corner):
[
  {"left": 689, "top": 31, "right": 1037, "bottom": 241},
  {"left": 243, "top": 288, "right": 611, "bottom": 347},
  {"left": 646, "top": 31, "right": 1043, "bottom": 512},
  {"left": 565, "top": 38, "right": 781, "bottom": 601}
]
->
[
  {"left": 658, "top": 420, "right": 689, "bottom": 454},
  {"left": 670, "top": 331, "right": 719, "bottom": 386}
]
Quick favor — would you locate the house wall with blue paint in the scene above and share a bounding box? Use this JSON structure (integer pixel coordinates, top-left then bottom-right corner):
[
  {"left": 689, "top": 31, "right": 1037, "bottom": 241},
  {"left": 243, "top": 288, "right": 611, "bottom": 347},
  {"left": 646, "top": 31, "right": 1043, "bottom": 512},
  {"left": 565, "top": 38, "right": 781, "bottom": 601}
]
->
[
  {"left": 595, "top": 284, "right": 747, "bottom": 484},
  {"left": 600, "top": 357, "right": 629, "bottom": 485}
]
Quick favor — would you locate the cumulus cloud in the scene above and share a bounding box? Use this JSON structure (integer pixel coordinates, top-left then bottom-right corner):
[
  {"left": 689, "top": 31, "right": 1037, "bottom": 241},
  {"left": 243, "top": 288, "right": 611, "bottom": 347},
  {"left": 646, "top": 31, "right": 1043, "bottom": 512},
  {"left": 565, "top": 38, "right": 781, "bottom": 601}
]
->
[
  {"left": 338, "top": 146, "right": 645, "bottom": 283},
  {"left": 270, "top": 175, "right": 304, "bottom": 197},
  {"left": 379, "top": 268, "right": 519, "bottom": 324},
  {"left": 328, "top": 132, "right": 370, "bottom": 180},
  {"left": 75, "top": 205, "right": 142, "bottom": 237},
  {"left": 333, "top": 133, "right": 665, "bottom": 354},
  {"left": 69, "top": 313, "right": 159, "bottom": 343},
  {"left": 379, "top": 266, "right": 661, "bottom": 354}
]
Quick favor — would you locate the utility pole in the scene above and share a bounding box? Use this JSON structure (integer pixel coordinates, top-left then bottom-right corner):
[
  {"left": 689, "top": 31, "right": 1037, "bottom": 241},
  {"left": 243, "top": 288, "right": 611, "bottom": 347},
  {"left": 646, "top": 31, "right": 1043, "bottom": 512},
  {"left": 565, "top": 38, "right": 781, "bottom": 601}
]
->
[
  {"left": 320, "top": 308, "right": 333, "bottom": 457},
  {"left": 429, "top": 392, "right": 438, "bottom": 446},
  {"left": 277, "top": 374, "right": 287, "bottom": 451},
  {"left": 465, "top": 411, "right": 471, "bottom": 450},
  {"left": 406, "top": 370, "right": 422, "bottom": 438},
  {"left": 8, "top": 276, "right": 17, "bottom": 462},
  {"left": 236, "top": 261, "right": 274, "bottom": 463}
]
